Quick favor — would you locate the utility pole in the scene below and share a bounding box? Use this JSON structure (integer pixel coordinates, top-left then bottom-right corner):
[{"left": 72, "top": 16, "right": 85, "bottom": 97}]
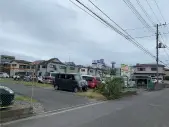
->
[
  {"left": 156, "top": 23, "right": 167, "bottom": 86},
  {"left": 156, "top": 24, "right": 159, "bottom": 85}
]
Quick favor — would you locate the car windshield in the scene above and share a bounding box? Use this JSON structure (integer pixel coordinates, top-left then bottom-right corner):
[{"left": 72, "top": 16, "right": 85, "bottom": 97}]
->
[
  {"left": 51, "top": 73, "right": 57, "bottom": 77},
  {"left": 44, "top": 72, "right": 50, "bottom": 76},
  {"left": 96, "top": 77, "right": 101, "bottom": 81},
  {"left": 74, "top": 74, "right": 82, "bottom": 81},
  {"left": 82, "top": 76, "right": 93, "bottom": 81}
]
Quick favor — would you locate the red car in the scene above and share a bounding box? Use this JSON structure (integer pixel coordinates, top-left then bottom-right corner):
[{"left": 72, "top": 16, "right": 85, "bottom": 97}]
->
[{"left": 82, "top": 75, "right": 101, "bottom": 88}]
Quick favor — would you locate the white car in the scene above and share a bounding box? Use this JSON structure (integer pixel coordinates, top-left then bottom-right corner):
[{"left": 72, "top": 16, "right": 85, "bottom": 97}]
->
[
  {"left": 152, "top": 78, "right": 163, "bottom": 83},
  {"left": 13, "top": 75, "right": 20, "bottom": 80},
  {"left": 0, "top": 72, "right": 9, "bottom": 78},
  {"left": 38, "top": 76, "right": 44, "bottom": 83}
]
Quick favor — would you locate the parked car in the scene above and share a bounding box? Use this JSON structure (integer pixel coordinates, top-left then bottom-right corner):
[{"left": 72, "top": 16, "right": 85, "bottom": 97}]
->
[
  {"left": 0, "top": 85, "right": 15, "bottom": 107},
  {"left": 81, "top": 75, "right": 101, "bottom": 88},
  {"left": 0, "top": 72, "right": 9, "bottom": 78},
  {"left": 43, "top": 72, "right": 59, "bottom": 84},
  {"left": 53, "top": 73, "right": 88, "bottom": 92},
  {"left": 37, "top": 76, "right": 44, "bottom": 83},
  {"left": 13, "top": 75, "right": 20, "bottom": 80},
  {"left": 152, "top": 77, "right": 163, "bottom": 84}
]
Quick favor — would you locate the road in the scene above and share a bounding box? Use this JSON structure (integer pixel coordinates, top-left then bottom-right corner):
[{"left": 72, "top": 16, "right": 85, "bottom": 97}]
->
[
  {"left": 3, "top": 88, "right": 169, "bottom": 127},
  {"left": 1, "top": 83, "right": 94, "bottom": 111}
]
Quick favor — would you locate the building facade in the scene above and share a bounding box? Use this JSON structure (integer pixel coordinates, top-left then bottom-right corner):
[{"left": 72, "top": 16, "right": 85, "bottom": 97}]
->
[
  {"left": 0, "top": 55, "right": 15, "bottom": 74},
  {"left": 10, "top": 60, "right": 33, "bottom": 76},
  {"left": 133, "top": 64, "right": 165, "bottom": 78},
  {"left": 37, "top": 58, "right": 66, "bottom": 76},
  {"left": 133, "top": 63, "right": 165, "bottom": 86}
]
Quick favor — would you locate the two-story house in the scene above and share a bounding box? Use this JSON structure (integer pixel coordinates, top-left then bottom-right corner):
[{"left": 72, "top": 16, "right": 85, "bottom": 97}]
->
[
  {"left": 10, "top": 60, "right": 33, "bottom": 76},
  {"left": 133, "top": 63, "right": 165, "bottom": 86},
  {"left": 37, "top": 58, "right": 66, "bottom": 76},
  {"left": 0, "top": 55, "right": 15, "bottom": 74},
  {"left": 65, "top": 62, "right": 79, "bottom": 74}
]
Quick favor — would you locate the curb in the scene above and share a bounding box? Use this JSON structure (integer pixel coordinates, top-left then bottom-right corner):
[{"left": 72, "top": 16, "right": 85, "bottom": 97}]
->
[{"left": 0, "top": 106, "right": 33, "bottom": 123}]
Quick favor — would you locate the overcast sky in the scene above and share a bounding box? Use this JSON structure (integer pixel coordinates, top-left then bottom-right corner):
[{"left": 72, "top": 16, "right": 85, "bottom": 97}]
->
[{"left": 0, "top": 0, "right": 169, "bottom": 66}]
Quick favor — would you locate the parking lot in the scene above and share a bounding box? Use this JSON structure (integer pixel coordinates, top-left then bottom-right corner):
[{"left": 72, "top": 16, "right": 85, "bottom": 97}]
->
[{"left": 1, "top": 82, "right": 96, "bottom": 111}]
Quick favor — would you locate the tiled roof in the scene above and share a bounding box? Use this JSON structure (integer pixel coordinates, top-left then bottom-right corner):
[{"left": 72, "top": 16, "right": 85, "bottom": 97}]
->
[
  {"left": 65, "top": 62, "right": 76, "bottom": 66},
  {"left": 31, "top": 60, "right": 45, "bottom": 65},
  {"left": 11, "top": 60, "right": 31, "bottom": 64},
  {"left": 40, "top": 58, "right": 64, "bottom": 65},
  {"left": 134, "top": 63, "right": 165, "bottom": 67}
]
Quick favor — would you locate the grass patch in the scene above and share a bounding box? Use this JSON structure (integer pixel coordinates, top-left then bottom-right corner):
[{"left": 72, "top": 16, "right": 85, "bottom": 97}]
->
[
  {"left": 15, "top": 95, "right": 37, "bottom": 102},
  {"left": 77, "top": 89, "right": 107, "bottom": 101},
  {"left": 121, "top": 88, "right": 137, "bottom": 96},
  {"left": 77, "top": 88, "right": 137, "bottom": 100},
  {"left": 0, "top": 78, "right": 52, "bottom": 88}
]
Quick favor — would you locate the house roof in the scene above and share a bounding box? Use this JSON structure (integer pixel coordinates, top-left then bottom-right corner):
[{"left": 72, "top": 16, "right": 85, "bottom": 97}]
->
[
  {"left": 11, "top": 60, "right": 31, "bottom": 64},
  {"left": 133, "top": 63, "right": 165, "bottom": 67},
  {"left": 40, "top": 58, "right": 64, "bottom": 65},
  {"left": 164, "top": 68, "right": 169, "bottom": 71},
  {"left": 65, "top": 62, "right": 76, "bottom": 66},
  {"left": 31, "top": 60, "right": 45, "bottom": 65}
]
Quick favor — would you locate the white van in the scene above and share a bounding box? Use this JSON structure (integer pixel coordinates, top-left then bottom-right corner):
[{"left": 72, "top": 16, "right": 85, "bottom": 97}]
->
[{"left": 0, "top": 72, "right": 9, "bottom": 78}]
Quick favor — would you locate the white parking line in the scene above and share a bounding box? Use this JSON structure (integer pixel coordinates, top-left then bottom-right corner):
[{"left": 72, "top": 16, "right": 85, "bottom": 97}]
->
[
  {"left": 2, "top": 101, "right": 106, "bottom": 126},
  {"left": 39, "top": 101, "right": 100, "bottom": 114}
]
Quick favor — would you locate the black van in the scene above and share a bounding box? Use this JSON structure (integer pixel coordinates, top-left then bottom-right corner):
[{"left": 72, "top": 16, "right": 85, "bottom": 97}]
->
[{"left": 53, "top": 73, "right": 88, "bottom": 92}]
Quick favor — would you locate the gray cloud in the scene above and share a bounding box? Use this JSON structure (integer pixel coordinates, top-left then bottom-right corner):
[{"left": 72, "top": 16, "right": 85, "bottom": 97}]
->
[{"left": 0, "top": 0, "right": 169, "bottom": 66}]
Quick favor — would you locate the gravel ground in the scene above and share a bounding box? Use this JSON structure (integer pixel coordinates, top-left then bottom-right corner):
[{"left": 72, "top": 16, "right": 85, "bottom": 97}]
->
[{"left": 14, "top": 101, "right": 45, "bottom": 114}]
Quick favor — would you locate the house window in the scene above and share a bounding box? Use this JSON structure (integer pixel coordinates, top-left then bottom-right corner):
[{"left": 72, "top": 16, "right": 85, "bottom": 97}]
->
[
  {"left": 89, "top": 70, "right": 93, "bottom": 73},
  {"left": 53, "top": 65, "right": 57, "bottom": 70},
  {"left": 137, "top": 68, "right": 145, "bottom": 71},
  {"left": 27, "top": 66, "right": 30, "bottom": 69},
  {"left": 60, "top": 66, "right": 66, "bottom": 69},
  {"left": 12, "top": 64, "right": 16, "bottom": 67},
  {"left": 19, "top": 65, "right": 26, "bottom": 69},
  {"left": 81, "top": 69, "right": 85, "bottom": 72},
  {"left": 151, "top": 68, "right": 157, "bottom": 71},
  {"left": 42, "top": 65, "right": 46, "bottom": 68},
  {"left": 70, "top": 67, "right": 75, "bottom": 70}
]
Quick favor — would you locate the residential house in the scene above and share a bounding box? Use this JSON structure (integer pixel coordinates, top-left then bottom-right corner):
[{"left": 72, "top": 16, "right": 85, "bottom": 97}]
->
[
  {"left": 88, "top": 66, "right": 96, "bottom": 76},
  {"left": 79, "top": 66, "right": 103, "bottom": 77},
  {"left": 133, "top": 63, "right": 165, "bottom": 86},
  {"left": 65, "top": 62, "right": 79, "bottom": 74},
  {"left": 0, "top": 55, "right": 15, "bottom": 74},
  {"left": 10, "top": 60, "right": 33, "bottom": 76},
  {"left": 164, "top": 68, "right": 169, "bottom": 77},
  {"left": 37, "top": 58, "right": 66, "bottom": 76},
  {"left": 31, "top": 60, "right": 45, "bottom": 75}
]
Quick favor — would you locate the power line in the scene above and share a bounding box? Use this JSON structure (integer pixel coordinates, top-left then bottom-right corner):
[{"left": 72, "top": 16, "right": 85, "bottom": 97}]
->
[
  {"left": 124, "top": 23, "right": 169, "bottom": 31},
  {"left": 153, "top": 0, "right": 166, "bottom": 23},
  {"left": 145, "top": 0, "right": 160, "bottom": 23},
  {"left": 163, "top": 48, "right": 169, "bottom": 61},
  {"left": 69, "top": 0, "right": 109, "bottom": 28},
  {"left": 87, "top": 0, "right": 156, "bottom": 58},
  {"left": 74, "top": 0, "right": 155, "bottom": 58},
  {"left": 72, "top": 0, "right": 169, "bottom": 67},
  {"left": 134, "top": 32, "right": 169, "bottom": 39},
  {"left": 134, "top": 34, "right": 155, "bottom": 39},
  {"left": 123, "top": 0, "right": 154, "bottom": 33},
  {"left": 152, "top": 0, "right": 169, "bottom": 47},
  {"left": 136, "top": 0, "right": 155, "bottom": 25}
]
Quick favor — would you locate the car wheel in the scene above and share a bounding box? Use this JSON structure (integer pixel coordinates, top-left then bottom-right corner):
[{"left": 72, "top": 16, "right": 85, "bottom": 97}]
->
[
  {"left": 54, "top": 85, "right": 59, "bottom": 90},
  {"left": 74, "top": 87, "right": 78, "bottom": 93},
  {"left": 0, "top": 100, "right": 2, "bottom": 106},
  {"left": 83, "top": 87, "right": 87, "bottom": 92}
]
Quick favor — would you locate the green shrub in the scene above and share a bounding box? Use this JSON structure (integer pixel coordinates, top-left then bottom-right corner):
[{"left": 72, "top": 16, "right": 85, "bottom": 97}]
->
[{"left": 95, "top": 77, "right": 124, "bottom": 99}]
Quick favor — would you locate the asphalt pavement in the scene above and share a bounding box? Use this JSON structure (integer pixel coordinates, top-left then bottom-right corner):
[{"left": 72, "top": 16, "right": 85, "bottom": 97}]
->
[
  {"left": 3, "top": 88, "right": 169, "bottom": 127},
  {"left": 1, "top": 83, "right": 94, "bottom": 111}
]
